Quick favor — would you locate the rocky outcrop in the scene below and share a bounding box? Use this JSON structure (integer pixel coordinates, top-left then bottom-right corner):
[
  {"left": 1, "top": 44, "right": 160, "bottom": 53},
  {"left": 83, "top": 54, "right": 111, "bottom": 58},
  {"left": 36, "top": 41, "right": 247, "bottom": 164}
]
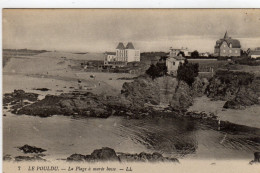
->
[
  {"left": 67, "top": 147, "right": 179, "bottom": 163},
  {"left": 121, "top": 76, "right": 161, "bottom": 107},
  {"left": 9, "top": 76, "right": 210, "bottom": 118},
  {"left": 18, "top": 145, "right": 46, "bottom": 154},
  {"left": 3, "top": 90, "right": 39, "bottom": 114},
  {"left": 15, "top": 156, "right": 46, "bottom": 162},
  {"left": 3, "top": 154, "right": 13, "bottom": 161},
  {"left": 249, "top": 152, "right": 260, "bottom": 164},
  {"left": 67, "top": 147, "right": 119, "bottom": 162},
  {"left": 206, "top": 70, "right": 259, "bottom": 109},
  {"left": 121, "top": 76, "right": 207, "bottom": 112},
  {"left": 17, "top": 92, "right": 114, "bottom": 118},
  {"left": 223, "top": 86, "right": 259, "bottom": 109},
  {"left": 118, "top": 152, "right": 179, "bottom": 162}
]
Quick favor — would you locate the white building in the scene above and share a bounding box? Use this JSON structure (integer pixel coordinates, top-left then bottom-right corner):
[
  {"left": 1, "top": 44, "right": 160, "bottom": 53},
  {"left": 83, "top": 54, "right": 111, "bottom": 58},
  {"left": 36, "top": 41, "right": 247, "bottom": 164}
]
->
[
  {"left": 166, "top": 47, "right": 186, "bottom": 75},
  {"left": 166, "top": 57, "right": 185, "bottom": 76},
  {"left": 104, "top": 42, "right": 140, "bottom": 68}
]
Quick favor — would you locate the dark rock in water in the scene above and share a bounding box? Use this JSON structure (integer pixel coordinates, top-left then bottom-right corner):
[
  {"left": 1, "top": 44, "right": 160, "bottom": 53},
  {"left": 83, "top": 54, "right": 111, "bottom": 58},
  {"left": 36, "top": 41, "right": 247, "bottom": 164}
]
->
[
  {"left": 67, "top": 154, "right": 87, "bottom": 162},
  {"left": 3, "top": 154, "right": 13, "bottom": 161},
  {"left": 17, "top": 92, "right": 113, "bottom": 118},
  {"left": 249, "top": 152, "right": 260, "bottom": 164},
  {"left": 18, "top": 144, "right": 46, "bottom": 154},
  {"left": 33, "top": 88, "right": 50, "bottom": 91},
  {"left": 66, "top": 147, "right": 179, "bottom": 163},
  {"left": 254, "top": 152, "right": 260, "bottom": 162},
  {"left": 15, "top": 156, "right": 46, "bottom": 162},
  {"left": 4, "top": 90, "right": 38, "bottom": 105},
  {"left": 118, "top": 152, "right": 179, "bottom": 162},
  {"left": 3, "top": 90, "right": 39, "bottom": 114},
  {"left": 91, "top": 147, "right": 119, "bottom": 161}
]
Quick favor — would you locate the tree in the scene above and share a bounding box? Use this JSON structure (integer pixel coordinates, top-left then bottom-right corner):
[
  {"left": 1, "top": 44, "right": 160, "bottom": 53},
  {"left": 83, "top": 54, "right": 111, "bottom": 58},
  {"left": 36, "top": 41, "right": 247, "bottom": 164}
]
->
[
  {"left": 146, "top": 62, "right": 167, "bottom": 79},
  {"left": 177, "top": 60, "right": 199, "bottom": 86},
  {"left": 191, "top": 50, "right": 199, "bottom": 58},
  {"left": 177, "top": 51, "right": 185, "bottom": 57}
]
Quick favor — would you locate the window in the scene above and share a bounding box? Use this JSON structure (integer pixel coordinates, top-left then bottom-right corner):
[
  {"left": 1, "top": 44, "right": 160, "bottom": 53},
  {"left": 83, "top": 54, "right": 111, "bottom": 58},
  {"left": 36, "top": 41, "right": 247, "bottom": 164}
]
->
[{"left": 173, "top": 62, "right": 175, "bottom": 65}]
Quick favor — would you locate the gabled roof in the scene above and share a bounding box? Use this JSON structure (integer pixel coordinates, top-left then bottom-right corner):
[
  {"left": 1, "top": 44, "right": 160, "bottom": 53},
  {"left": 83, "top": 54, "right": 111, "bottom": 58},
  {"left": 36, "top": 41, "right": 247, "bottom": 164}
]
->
[
  {"left": 116, "top": 42, "right": 125, "bottom": 49},
  {"left": 215, "top": 31, "right": 241, "bottom": 49},
  {"left": 215, "top": 38, "right": 241, "bottom": 48},
  {"left": 125, "top": 42, "right": 135, "bottom": 49}
]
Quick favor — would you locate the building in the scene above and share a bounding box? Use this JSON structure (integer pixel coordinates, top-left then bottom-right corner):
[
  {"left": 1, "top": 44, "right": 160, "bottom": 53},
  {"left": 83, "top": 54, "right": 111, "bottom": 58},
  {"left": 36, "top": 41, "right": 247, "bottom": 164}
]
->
[
  {"left": 169, "top": 47, "right": 190, "bottom": 57},
  {"left": 166, "top": 56, "right": 185, "bottom": 76},
  {"left": 214, "top": 31, "right": 241, "bottom": 57},
  {"left": 248, "top": 47, "right": 260, "bottom": 59},
  {"left": 199, "top": 52, "right": 210, "bottom": 57},
  {"left": 104, "top": 42, "right": 140, "bottom": 68},
  {"left": 166, "top": 47, "right": 186, "bottom": 76}
]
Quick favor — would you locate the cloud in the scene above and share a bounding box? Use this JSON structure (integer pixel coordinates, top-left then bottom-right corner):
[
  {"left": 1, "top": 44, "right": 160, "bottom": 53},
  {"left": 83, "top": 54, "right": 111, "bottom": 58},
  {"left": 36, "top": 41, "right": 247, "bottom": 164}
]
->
[{"left": 3, "top": 9, "right": 260, "bottom": 52}]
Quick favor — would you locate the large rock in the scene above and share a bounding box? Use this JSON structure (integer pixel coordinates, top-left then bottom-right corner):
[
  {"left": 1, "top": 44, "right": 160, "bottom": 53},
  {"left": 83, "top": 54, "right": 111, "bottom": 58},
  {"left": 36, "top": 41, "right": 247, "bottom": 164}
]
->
[
  {"left": 18, "top": 144, "right": 46, "bottom": 154},
  {"left": 3, "top": 90, "right": 39, "bottom": 114},
  {"left": 17, "top": 92, "right": 113, "bottom": 118},
  {"left": 91, "top": 147, "right": 119, "bottom": 161},
  {"left": 66, "top": 147, "right": 179, "bottom": 163},
  {"left": 223, "top": 86, "right": 259, "bottom": 109},
  {"left": 206, "top": 70, "right": 256, "bottom": 101},
  {"left": 206, "top": 70, "right": 259, "bottom": 109},
  {"left": 121, "top": 76, "right": 161, "bottom": 107}
]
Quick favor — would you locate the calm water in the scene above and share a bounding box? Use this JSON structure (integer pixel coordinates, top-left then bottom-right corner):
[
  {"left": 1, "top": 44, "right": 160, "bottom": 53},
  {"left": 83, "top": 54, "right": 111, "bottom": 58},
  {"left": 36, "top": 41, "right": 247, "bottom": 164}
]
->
[{"left": 3, "top": 113, "right": 260, "bottom": 161}]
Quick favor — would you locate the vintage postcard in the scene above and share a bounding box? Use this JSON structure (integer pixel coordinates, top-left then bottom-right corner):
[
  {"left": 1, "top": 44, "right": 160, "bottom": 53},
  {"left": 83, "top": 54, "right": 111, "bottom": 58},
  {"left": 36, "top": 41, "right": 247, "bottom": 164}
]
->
[{"left": 2, "top": 9, "right": 260, "bottom": 173}]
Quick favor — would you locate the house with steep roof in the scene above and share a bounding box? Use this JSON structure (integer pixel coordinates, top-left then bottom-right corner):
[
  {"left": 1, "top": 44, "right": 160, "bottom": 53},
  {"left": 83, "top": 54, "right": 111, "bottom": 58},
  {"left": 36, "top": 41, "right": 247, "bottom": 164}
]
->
[
  {"left": 104, "top": 42, "right": 140, "bottom": 68},
  {"left": 214, "top": 31, "right": 241, "bottom": 57}
]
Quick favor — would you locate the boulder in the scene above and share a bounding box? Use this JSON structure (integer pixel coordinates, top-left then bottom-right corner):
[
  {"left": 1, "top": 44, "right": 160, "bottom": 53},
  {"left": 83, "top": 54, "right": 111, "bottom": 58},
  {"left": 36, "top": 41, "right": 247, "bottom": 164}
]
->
[
  {"left": 223, "top": 86, "right": 259, "bottom": 109},
  {"left": 91, "top": 147, "right": 119, "bottom": 161},
  {"left": 18, "top": 144, "right": 46, "bottom": 154}
]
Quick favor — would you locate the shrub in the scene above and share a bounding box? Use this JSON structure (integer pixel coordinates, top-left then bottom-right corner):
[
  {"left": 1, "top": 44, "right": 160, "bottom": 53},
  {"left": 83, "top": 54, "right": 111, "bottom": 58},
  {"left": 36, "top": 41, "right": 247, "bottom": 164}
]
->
[
  {"left": 177, "top": 60, "right": 199, "bottom": 86},
  {"left": 146, "top": 62, "right": 167, "bottom": 79}
]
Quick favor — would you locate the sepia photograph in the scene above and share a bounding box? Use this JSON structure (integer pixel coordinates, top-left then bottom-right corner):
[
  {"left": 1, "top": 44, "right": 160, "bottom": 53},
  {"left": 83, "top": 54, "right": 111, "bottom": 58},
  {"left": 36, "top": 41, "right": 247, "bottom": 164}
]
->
[{"left": 2, "top": 8, "right": 260, "bottom": 172}]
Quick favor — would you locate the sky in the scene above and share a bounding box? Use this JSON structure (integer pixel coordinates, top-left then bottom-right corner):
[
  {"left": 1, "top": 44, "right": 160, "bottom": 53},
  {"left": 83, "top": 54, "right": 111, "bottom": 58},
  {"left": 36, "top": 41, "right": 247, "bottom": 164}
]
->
[{"left": 3, "top": 9, "right": 260, "bottom": 53}]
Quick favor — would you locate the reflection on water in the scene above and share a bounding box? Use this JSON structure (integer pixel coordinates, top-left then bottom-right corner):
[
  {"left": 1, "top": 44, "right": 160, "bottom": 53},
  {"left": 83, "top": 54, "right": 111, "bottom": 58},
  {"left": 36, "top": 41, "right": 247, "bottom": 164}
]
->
[{"left": 3, "top": 113, "right": 260, "bottom": 161}]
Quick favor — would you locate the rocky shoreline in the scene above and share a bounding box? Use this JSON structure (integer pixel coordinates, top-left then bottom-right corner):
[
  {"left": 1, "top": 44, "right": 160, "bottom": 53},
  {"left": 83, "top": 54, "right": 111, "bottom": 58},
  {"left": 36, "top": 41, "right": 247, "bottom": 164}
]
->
[
  {"left": 3, "top": 144, "right": 259, "bottom": 164},
  {"left": 3, "top": 145, "right": 179, "bottom": 163},
  {"left": 3, "top": 70, "right": 259, "bottom": 120}
]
